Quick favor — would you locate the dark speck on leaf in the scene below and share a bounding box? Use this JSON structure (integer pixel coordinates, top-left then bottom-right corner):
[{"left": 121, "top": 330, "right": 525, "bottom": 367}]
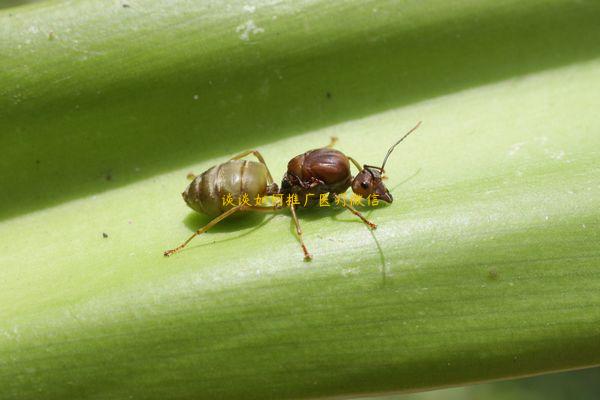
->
[
  {"left": 326, "top": 92, "right": 332, "bottom": 99},
  {"left": 105, "top": 172, "right": 112, "bottom": 181},
  {"left": 488, "top": 268, "right": 499, "bottom": 280},
  {"left": 122, "top": 3, "right": 130, "bottom": 8},
  {"left": 35, "top": 159, "right": 40, "bottom": 165},
  {"left": 102, "top": 233, "right": 109, "bottom": 238}
]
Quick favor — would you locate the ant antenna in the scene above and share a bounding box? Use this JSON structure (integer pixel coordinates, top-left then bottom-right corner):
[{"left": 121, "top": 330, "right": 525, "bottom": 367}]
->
[{"left": 380, "top": 121, "right": 421, "bottom": 172}]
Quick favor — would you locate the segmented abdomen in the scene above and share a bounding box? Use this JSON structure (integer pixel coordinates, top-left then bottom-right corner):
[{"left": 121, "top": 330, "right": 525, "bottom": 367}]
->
[{"left": 182, "top": 160, "right": 268, "bottom": 217}]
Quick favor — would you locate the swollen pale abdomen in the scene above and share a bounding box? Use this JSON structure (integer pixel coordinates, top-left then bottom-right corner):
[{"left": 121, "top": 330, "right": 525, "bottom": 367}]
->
[{"left": 182, "top": 160, "right": 268, "bottom": 217}]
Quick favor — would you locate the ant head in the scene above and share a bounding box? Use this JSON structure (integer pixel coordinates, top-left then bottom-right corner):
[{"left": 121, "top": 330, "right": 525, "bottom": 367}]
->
[
  {"left": 352, "top": 166, "right": 392, "bottom": 203},
  {"left": 351, "top": 121, "right": 421, "bottom": 204}
]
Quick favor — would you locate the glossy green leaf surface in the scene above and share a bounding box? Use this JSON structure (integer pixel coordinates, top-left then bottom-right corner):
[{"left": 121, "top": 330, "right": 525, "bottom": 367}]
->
[{"left": 1, "top": 0, "right": 599, "bottom": 399}]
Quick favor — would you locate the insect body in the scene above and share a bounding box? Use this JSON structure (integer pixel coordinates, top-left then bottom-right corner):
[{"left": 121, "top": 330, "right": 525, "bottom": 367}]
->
[
  {"left": 163, "top": 122, "right": 420, "bottom": 260},
  {"left": 164, "top": 150, "right": 278, "bottom": 257},
  {"left": 280, "top": 122, "right": 421, "bottom": 260}
]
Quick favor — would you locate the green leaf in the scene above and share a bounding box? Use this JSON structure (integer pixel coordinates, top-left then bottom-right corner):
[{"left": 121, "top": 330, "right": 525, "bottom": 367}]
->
[
  {"left": 386, "top": 368, "right": 600, "bottom": 400},
  {"left": 1, "top": 0, "right": 599, "bottom": 399}
]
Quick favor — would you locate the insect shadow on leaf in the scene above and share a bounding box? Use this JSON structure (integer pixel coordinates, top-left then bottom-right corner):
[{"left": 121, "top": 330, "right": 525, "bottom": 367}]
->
[{"left": 182, "top": 211, "right": 276, "bottom": 249}]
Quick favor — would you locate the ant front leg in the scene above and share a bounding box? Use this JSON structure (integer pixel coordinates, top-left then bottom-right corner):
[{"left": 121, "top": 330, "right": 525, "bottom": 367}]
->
[
  {"left": 347, "top": 156, "right": 363, "bottom": 172},
  {"left": 289, "top": 203, "right": 312, "bottom": 261},
  {"left": 334, "top": 194, "right": 377, "bottom": 230},
  {"left": 347, "top": 156, "right": 387, "bottom": 179}
]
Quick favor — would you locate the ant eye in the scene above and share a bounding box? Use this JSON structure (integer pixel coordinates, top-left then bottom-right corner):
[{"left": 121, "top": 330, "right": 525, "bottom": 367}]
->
[{"left": 360, "top": 181, "right": 369, "bottom": 189}]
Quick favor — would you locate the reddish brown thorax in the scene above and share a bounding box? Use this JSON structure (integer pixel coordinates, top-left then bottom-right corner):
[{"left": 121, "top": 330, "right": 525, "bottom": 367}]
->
[{"left": 280, "top": 148, "right": 352, "bottom": 205}]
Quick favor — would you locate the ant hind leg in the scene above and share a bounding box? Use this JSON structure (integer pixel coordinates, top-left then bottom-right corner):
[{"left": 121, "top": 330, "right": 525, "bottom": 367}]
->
[
  {"left": 164, "top": 204, "right": 283, "bottom": 257},
  {"left": 164, "top": 205, "right": 242, "bottom": 257},
  {"left": 229, "top": 150, "right": 275, "bottom": 186}
]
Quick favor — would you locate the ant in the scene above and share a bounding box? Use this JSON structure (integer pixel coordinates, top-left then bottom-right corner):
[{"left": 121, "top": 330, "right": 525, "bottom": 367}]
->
[{"left": 164, "top": 122, "right": 421, "bottom": 260}]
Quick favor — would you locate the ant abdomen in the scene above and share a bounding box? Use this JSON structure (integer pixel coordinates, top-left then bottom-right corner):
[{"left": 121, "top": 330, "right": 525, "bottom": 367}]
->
[{"left": 183, "top": 160, "right": 271, "bottom": 218}]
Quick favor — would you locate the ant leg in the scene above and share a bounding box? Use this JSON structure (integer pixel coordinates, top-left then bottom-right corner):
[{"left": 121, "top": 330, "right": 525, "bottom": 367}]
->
[
  {"left": 347, "top": 157, "right": 387, "bottom": 178},
  {"left": 334, "top": 194, "right": 377, "bottom": 230},
  {"left": 229, "top": 150, "right": 275, "bottom": 186},
  {"left": 289, "top": 172, "right": 318, "bottom": 190},
  {"left": 164, "top": 205, "right": 242, "bottom": 257},
  {"left": 308, "top": 176, "right": 326, "bottom": 188},
  {"left": 347, "top": 156, "right": 363, "bottom": 172},
  {"left": 164, "top": 204, "right": 283, "bottom": 257},
  {"left": 289, "top": 203, "right": 312, "bottom": 261},
  {"left": 326, "top": 136, "right": 338, "bottom": 148}
]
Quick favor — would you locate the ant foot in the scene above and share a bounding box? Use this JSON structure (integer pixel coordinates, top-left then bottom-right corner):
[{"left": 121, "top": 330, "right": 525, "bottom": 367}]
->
[{"left": 164, "top": 249, "right": 175, "bottom": 257}]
